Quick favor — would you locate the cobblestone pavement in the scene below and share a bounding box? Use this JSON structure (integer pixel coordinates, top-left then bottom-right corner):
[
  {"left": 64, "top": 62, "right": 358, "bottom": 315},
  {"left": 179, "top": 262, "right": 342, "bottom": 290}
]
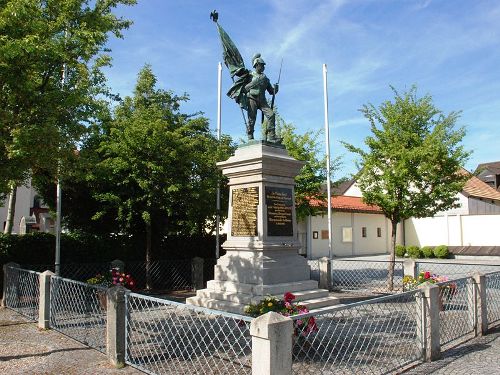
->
[
  {"left": 404, "top": 325, "right": 500, "bottom": 374},
  {"left": 0, "top": 307, "right": 143, "bottom": 375}
]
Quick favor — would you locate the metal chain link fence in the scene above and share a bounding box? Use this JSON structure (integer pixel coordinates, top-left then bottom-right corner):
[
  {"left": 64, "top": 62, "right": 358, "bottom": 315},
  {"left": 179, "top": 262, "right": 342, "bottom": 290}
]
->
[
  {"left": 125, "top": 259, "right": 193, "bottom": 291},
  {"left": 486, "top": 271, "right": 500, "bottom": 328},
  {"left": 50, "top": 276, "right": 108, "bottom": 353},
  {"left": 290, "top": 290, "right": 424, "bottom": 374},
  {"left": 330, "top": 259, "right": 404, "bottom": 293},
  {"left": 126, "top": 293, "right": 252, "bottom": 375},
  {"left": 437, "top": 277, "right": 475, "bottom": 350},
  {"left": 416, "top": 261, "right": 500, "bottom": 280},
  {"left": 3, "top": 266, "right": 40, "bottom": 321}
]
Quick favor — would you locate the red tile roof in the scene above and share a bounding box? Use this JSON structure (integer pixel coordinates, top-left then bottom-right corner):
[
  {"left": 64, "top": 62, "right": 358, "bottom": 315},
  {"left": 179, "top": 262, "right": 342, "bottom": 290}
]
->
[
  {"left": 462, "top": 174, "right": 500, "bottom": 201},
  {"left": 310, "top": 195, "right": 383, "bottom": 214}
]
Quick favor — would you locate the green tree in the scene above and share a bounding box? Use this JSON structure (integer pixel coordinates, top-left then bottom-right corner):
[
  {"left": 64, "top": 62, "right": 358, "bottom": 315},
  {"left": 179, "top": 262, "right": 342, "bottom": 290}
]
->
[
  {"left": 0, "top": 0, "right": 135, "bottom": 232},
  {"left": 277, "top": 119, "right": 341, "bottom": 221},
  {"left": 95, "top": 66, "right": 234, "bottom": 286},
  {"left": 343, "top": 86, "right": 470, "bottom": 290}
]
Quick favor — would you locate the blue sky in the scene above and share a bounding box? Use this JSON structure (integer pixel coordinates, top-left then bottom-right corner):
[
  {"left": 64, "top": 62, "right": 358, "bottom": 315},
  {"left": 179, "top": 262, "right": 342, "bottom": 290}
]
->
[{"left": 103, "top": 0, "right": 500, "bottom": 179}]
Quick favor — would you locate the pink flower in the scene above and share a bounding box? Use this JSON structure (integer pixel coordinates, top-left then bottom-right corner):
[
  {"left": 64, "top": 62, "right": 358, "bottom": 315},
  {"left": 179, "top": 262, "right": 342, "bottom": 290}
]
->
[{"left": 284, "top": 292, "right": 296, "bottom": 303}]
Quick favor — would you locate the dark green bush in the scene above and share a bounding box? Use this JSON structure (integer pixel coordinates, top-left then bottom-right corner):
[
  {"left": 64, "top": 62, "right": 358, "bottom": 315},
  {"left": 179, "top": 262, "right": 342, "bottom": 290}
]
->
[
  {"left": 433, "top": 245, "right": 449, "bottom": 259},
  {"left": 406, "top": 245, "right": 422, "bottom": 259},
  {"left": 421, "top": 246, "right": 434, "bottom": 258},
  {"left": 395, "top": 244, "right": 406, "bottom": 257}
]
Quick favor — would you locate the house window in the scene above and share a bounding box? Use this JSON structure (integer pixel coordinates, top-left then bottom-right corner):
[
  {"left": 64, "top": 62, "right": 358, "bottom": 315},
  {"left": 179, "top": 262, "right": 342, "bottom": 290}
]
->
[
  {"left": 377, "top": 227, "right": 382, "bottom": 238},
  {"left": 362, "top": 227, "right": 367, "bottom": 238},
  {"left": 342, "top": 227, "right": 353, "bottom": 243},
  {"left": 321, "top": 230, "right": 329, "bottom": 240},
  {"left": 313, "top": 231, "right": 318, "bottom": 239}
]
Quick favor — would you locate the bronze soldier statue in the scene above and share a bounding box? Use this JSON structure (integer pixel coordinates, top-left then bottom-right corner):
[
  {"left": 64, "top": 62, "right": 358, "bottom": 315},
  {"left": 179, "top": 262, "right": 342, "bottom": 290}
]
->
[
  {"left": 243, "top": 54, "right": 279, "bottom": 141},
  {"left": 212, "top": 12, "right": 281, "bottom": 143}
]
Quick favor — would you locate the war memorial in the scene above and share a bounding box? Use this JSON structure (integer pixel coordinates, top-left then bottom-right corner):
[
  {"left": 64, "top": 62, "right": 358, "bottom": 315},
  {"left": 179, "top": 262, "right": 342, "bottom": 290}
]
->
[{"left": 186, "top": 12, "right": 338, "bottom": 313}]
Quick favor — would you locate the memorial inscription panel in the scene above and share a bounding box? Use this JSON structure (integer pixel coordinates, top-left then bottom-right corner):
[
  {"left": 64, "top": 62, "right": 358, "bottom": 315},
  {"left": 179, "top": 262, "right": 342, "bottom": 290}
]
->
[
  {"left": 266, "top": 186, "right": 293, "bottom": 236},
  {"left": 231, "top": 187, "right": 259, "bottom": 236}
]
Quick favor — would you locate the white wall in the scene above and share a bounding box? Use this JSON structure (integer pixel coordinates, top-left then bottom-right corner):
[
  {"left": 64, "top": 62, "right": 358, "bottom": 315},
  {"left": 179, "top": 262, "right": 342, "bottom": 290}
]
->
[
  {"left": 303, "top": 212, "right": 403, "bottom": 258},
  {"left": 405, "top": 214, "right": 500, "bottom": 247},
  {"left": 343, "top": 183, "right": 363, "bottom": 197},
  {"left": 0, "top": 183, "right": 33, "bottom": 234}
]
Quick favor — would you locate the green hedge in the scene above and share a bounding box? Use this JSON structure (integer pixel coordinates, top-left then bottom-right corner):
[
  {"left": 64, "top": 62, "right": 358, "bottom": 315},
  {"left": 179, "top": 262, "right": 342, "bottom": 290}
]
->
[
  {"left": 406, "top": 246, "right": 422, "bottom": 259},
  {"left": 395, "top": 244, "right": 406, "bottom": 258},
  {"left": 433, "top": 245, "right": 449, "bottom": 259},
  {"left": 421, "top": 246, "right": 434, "bottom": 258}
]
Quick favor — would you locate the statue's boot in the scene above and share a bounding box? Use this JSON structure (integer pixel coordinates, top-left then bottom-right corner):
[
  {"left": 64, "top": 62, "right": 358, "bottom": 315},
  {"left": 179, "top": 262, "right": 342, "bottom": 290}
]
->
[
  {"left": 247, "top": 122, "right": 255, "bottom": 140},
  {"left": 267, "top": 127, "right": 281, "bottom": 144}
]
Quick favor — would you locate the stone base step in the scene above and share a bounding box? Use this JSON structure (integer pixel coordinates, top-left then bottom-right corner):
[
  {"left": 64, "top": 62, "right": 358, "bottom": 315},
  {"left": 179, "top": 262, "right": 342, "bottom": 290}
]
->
[
  {"left": 206, "top": 279, "right": 319, "bottom": 295},
  {"left": 194, "top": 288, "right": 330, "bottom": 306},
  {"left": 185, "top": 296, "right": 246, "bottom": 314},
  {"left": 300, "top": 296, "right": 340, "bottom": 310}
]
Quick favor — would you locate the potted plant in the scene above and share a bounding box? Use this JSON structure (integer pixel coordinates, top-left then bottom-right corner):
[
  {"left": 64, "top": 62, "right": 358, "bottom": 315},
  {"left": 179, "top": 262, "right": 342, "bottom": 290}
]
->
[
  {"left": 403, "top": 271, "right": 457, "bottom": 310},
  {"left": 245, "top": 292, "right": 318, "bottom": 336},
  {"left": 87, "top": 268, "right": 136, "bottom": 309}
]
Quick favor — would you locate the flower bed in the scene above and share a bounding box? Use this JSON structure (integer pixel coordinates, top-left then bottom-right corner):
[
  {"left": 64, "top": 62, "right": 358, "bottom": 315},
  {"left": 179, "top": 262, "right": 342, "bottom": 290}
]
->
[{"left": 245, "top": 292, "right": 318, "bottom": 335}]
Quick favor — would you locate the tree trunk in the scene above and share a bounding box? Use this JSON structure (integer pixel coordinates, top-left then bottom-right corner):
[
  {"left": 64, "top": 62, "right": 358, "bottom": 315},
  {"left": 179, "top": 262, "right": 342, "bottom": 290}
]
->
[
  {"left": 4, "top": 183, "right": 17, "bottom": 234},
  {"left": 145, "top": 220, "right": 152, "bottom": 290},
  {"left": 387, "top": 220, "right": 398, "bottom": 291}
]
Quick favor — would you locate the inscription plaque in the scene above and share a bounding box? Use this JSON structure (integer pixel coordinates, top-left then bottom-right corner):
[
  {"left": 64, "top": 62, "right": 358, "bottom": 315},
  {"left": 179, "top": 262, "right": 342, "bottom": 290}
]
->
[
  {"left": 231, "top": 187, "right": 259, "bottom": 236},
  {"left": 266, "top": 186, "right": 293, "bottom": 236}
]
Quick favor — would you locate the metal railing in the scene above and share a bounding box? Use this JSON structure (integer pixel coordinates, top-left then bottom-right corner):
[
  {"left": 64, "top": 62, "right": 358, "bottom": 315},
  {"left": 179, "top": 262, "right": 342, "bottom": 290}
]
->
[
  {"left": 416, "top": 261, "right": 500, "bottom": 281},
  {"left": 3, "top": 266, "right": 40, "bottom": 321},
  {"left": 126, "top": 293, "right": 252, "bottom": 374},
  {"left": 50, "top": 276, "right": 107, "bottom": 353},
  {"left": 330, "top": 259, "right": 404, "bottom": 293},
  {"left": 437, "top": 277, "right": 475, "bottom": 349},
  {"left": 125, "top": 259, "right": 193, "bottom": 291},
  {"left": 486, "top": 271, "right": 500, "bottom": 328},
  {"left": 290, "top": 290, "right": 424, "bottom": 374}
]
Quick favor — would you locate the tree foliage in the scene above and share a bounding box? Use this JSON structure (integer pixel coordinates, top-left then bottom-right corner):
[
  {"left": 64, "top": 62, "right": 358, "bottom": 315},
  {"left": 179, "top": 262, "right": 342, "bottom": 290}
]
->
[
  {"left": 278, "top": 118, "right": 341, "bottom": 220},
  {"left": 0, "top": 0, "right": 135, "bottom": 197},
  {"left": 343, "top": 86, "right": 470, "bottom": 289}
]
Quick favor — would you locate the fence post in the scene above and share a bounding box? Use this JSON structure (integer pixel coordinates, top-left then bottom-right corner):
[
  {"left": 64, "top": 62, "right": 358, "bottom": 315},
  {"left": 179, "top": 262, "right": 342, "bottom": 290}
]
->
[
  {"left": 192, "top": 257, "right": 204, "bottom": 290},
  {"left": 38, "top": 270, "right": 55, "bottom": 329},
  {"left": 107, "top": 285, "right": 126, "bottom": 368},
  {"left": 319, "top": 257, "right": 332, "bottom": 290},
  {"left": 419, "top": 283, "right": 441, "bottom": 361},
  {"left": 1, "top": 262, "right": 19, "bottom": 307},
  {"left": 473, "top": 272, "right": 488, "bottom": 336},
  {"left": 403, "top": 259, "right": 417, "bottom": 278},
  {"left": 250, "top": 312, "right": 293, "bottom": 375},
  {"left": 110, "top": 259, "right": 125, "bottom": 273}
]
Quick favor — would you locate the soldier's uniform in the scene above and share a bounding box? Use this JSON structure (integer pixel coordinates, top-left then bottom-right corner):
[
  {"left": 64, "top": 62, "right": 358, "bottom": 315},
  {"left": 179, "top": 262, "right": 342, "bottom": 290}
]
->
[{"left": 244, "top": 55, "right": 278, "bottom": 141}]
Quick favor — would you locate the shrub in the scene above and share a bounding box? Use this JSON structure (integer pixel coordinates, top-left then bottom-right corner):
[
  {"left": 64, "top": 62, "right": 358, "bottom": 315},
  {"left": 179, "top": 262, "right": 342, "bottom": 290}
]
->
[
  {"left": 433, "top": 245, "right": 449, "bottom": 259},
  {"left": 421, "top": 246, "right": 434, "bottom": 258},
  {"left": 406, "top": 245, "right": 422, "bottom": 258},
  {"left": 395, "top": 244, "right": 406, "bottom": 257}
]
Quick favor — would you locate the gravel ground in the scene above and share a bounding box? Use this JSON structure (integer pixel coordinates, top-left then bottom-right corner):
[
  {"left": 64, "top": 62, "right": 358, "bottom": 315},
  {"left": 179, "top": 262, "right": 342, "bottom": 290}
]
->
[{"left": 0, "top": 307, "right": 143, "bottom": 375}]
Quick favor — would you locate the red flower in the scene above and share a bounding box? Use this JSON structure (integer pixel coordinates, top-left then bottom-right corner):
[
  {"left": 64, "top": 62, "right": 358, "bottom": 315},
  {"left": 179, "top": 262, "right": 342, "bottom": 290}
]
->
[
  {"left": 424, "top": 271, "right": 431, "bottom": 279},
  {"left": 284, "top": 292, "right": 296, "bottom": 303}
]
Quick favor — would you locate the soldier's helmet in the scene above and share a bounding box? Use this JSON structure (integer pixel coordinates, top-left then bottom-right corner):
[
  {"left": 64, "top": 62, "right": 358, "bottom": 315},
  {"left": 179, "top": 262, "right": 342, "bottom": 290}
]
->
[{"left": 252, "top": 53, "right": 266, "bottom": 67}]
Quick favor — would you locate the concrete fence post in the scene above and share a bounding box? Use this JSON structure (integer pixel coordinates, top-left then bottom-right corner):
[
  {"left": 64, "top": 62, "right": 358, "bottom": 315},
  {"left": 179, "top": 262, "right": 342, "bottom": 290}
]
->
[
  {"left": 419, "top": 283, "right": 441, "bottom": 361},
  {"left": 473, "top": 272, "right": 488, "bottom": 336},
  {"left": 110, "top": 259, "right": 125, "bottom": 273},
  {"left": 403, "top": 259, "right": 417, "bottom": 279},
  {"left": 250, "top": 312, "right": 293, "bottom": 375},
  {"left": 107, "top": 285, "right": 126, "bottom": 368},
  {"left": 38, "top": 270, "right": 55, "bottom": 329},
  {"left": 192, "top": 257, "right": 204, "bottom": 290},
  {"left": 319, "top": 257, "right": 332, "bottom": 290},
  {"left": 1, "top": 262, "right": 20, "bottom": 307}
]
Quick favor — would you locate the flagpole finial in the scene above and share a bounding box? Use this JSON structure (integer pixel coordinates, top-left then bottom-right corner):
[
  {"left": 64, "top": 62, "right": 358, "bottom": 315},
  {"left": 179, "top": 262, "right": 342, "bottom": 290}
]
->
[{"left": 210, "top": 10, "right": 219, "bottom": 23}]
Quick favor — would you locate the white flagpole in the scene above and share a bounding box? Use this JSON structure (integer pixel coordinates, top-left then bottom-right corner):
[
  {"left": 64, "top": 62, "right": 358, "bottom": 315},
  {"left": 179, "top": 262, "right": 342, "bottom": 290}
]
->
[
  {"left": 323, "top": 64, "right": 333, "bottom": 259},
  {"left": 215, "top": 62, "right": 222, "bottom": 259},
  {"left": 55, "top": 62, "right": 67, "bottom": 276}
]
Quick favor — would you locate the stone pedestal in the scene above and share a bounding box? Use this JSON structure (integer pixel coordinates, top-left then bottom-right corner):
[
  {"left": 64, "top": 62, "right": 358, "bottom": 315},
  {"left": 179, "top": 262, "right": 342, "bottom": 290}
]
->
[{"left": 187, "top": 142, "right": 338, "bottom": 313}]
